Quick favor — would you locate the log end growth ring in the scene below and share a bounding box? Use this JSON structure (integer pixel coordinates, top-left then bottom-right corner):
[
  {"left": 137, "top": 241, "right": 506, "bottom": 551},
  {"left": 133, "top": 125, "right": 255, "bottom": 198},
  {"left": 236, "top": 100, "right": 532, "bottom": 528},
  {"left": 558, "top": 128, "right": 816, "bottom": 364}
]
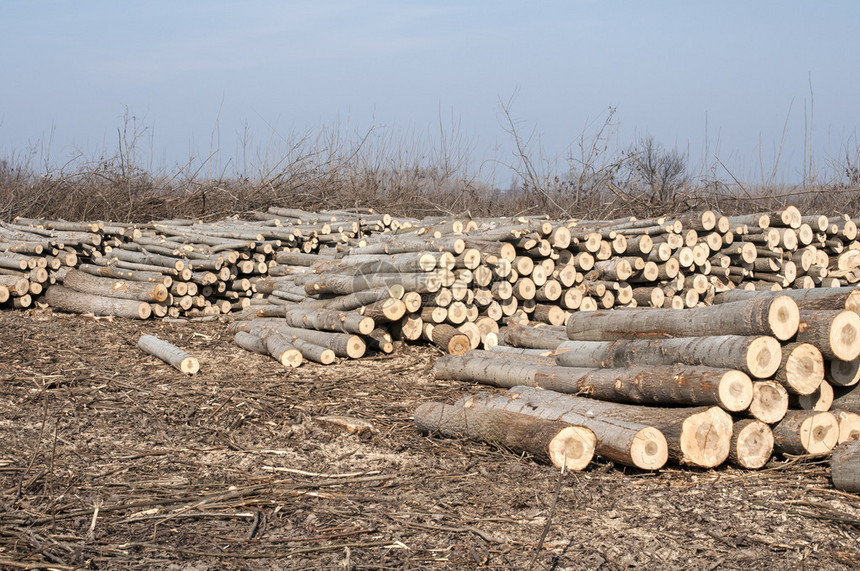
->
[
  {"left": 630, "top": 427, "right": 669, "bottom": 471},
  {"left": 548, "top": 426, "right": 597, "bottom": 471},
  {"left": 719, "top": 371, "right": 754, "bottom": 412},
  {"left": 748, "top": 336, "right": 783, "bottom": 378},
  {"left": 769, "top": 296, "right": 800, "bottom": 340},
  {"left": 799, "top": 412, "right": 839, "bottom": 454},
  {"left": 734, "top": 420, "right": 774, "bottom": 469},
  {"left": 680, "top": 407, "right": 733, "bottom": 468}
]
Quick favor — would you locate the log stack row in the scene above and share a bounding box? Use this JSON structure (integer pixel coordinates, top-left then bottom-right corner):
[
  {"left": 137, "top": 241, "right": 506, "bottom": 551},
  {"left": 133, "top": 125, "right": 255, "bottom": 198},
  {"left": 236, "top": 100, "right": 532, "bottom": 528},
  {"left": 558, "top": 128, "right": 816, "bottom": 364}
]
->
[
  {"left": 3, "top": 206, "right": 860, "bottom": 372},
  {"left": 422, "top": 292, "right": 860, "bottom": 471}
]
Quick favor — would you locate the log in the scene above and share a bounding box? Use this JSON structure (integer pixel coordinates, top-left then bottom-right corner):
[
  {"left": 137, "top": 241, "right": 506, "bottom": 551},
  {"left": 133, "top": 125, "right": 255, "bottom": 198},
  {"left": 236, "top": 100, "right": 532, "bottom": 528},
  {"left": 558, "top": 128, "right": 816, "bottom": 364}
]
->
[
  {"left": 504, "top": 323, "right": 568, "bottom": 350},
  {"left": 233, "top": 331, "right": 268, "bottom": 355},
  {"left": 466, "top": 391, "right": 668, "bottom": 470},
  {"left": 433, "top": 354, "right": 752, "bottom": 411},
  {"left": 796, "top": 310, "right": 860, "bottom": 361},
  {"left": 45, "top": 285, "right": 152, "bottom": 320},
  {"left": 832, "top": 409, "right": 860, "bottom": 444},
  {"left": 748, "top": 381, "right": 789, "bottom": 424},
  {"left": 728, "top": 419, "right": 774, "bottom": 469},
  {"left": 771, "top": 342, "right": 824, "bottom": 395},
  {"left": 263, "top": 331, "right": 304, "bottom": 368},
  {"left": 137, "top": 334, "right": 199, "bottom": 374},
  {"left": 497, "top": 386, "right": 732, "bottom": 468},
  {"left": 283, "top": 307, "right": 375, "bottom": 335},
  {"left": 826, "top": 357, "right": 860, "bottom": 387},
  {"left": 565, "top": 296, "right": 799, "bottom": 341},
  {"left": 428, "top": 323, "right": 471, "bottom": 355},
  {"left": 831, "top": 441, "right": 860, "bottom": 492},
  {"left": 772, "top": 410, "right": 839, "bottom": 455},
  {"left": 832, "top": 384, "right": 860, "bottom": 414},
  {"left": 62, "top": 268, "right": 169, "bottom": 303},
  {"left": 555, "top": 335, "right": 781, "bottom": 379},
  {"left": 233, "top": 320, "right": 365, "bottom": 359},
  {"left": 789, "top": 380, "right": 834, "bottom": 411},
  {"left": 414, "top": 401, "right": 595, "bottom": 470}
]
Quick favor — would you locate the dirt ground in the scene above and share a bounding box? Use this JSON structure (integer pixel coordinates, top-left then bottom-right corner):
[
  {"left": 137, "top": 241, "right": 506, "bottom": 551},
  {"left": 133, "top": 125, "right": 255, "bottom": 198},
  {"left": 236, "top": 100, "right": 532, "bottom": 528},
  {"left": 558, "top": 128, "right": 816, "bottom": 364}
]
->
[{"left": 1, "top": 309, "right": 859, "bottom": 570}]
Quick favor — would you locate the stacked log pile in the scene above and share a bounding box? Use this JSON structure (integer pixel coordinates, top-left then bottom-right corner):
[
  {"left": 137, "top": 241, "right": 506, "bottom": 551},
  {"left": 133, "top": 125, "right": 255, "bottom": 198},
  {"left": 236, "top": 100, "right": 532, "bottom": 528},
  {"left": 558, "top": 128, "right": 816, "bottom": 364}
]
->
[{"left": 425, "top": 291, "right": 860, "bottom": 471}]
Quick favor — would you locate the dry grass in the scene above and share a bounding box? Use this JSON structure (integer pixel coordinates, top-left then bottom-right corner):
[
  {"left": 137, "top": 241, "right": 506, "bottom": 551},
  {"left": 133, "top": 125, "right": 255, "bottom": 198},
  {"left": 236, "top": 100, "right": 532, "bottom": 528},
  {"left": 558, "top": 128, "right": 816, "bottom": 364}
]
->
[{"left": 2, "top": 114, "right": 859, "bottom": 223}]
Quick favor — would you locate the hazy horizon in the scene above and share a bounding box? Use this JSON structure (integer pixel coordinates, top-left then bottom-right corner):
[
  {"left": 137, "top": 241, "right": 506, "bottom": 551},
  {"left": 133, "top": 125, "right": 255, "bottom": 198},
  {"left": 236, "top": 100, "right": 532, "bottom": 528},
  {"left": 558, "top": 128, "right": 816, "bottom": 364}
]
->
[{"left": 2, "top": 1, "right": 859, "bottom": 187}]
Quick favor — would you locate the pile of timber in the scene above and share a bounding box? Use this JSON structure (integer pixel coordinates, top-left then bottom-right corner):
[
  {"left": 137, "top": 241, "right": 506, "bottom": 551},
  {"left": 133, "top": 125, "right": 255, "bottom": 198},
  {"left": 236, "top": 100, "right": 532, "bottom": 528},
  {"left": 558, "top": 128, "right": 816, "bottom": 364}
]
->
[
  {"left": 422, "top": 291, "right": 860, "bottom": 472},
  {"left": 3, "top": 206, "right": 860, "bottom": 372}
]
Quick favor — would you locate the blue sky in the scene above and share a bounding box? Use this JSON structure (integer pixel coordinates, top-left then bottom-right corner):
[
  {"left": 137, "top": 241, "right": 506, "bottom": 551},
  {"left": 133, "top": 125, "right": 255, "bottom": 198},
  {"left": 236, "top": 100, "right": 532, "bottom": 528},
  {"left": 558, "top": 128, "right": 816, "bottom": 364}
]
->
[{"left": 2, "top": 1, "right": 858, "bottom": 185}]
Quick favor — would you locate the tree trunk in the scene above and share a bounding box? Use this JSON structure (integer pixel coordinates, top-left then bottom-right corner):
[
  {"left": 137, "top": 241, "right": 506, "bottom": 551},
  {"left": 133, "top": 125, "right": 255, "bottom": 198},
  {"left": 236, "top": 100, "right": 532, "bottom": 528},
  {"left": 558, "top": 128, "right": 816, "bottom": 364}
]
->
[
  {"left": 282, "top": 307, "right": 375, "bottom": 335},
  {"left": 728, "top": 419, "right": 773, "bottom": 469},
  {"left": 796, "top": 310, "right": 860, "bottom": 361},
  {"left": 414, "top": 401, "right": 595, "bottom": 471},
  {"left": 138, "top": 334, "right": 199, "bottom": 374},
  {"left": 566, "top": 296, "right": 799, "bottom": 341},
  {"left": 232, "top": 319, "right": 365, "bottom": 359},
  {"left": 789, "top": 380, "right": 834, "bottom": 411},
  {"left": 233, "top": 331, "right": 268, "bottom": 354},
  {"left": 831, "top": 441, "right": 860, "bottom": 492},
  {"left": 262, "top": 331, "right": 304, "bottom": 368},
  {"left": 772, "top": 410, "right": 839, "bottom": 455},
  {"left": 504, "top": 323, "right": 568, "bottom": 350},
  {"left": 428, "top": 323, "right": 470, "bottom": 355},
  {"left": 498, "top": 386, "right": 733, "bottom": 468},
  {"left": 465, "top": 391, "right": 668, "bottom": 470},
  {"left": 62, "top": 268, "right": 168, "bottom": 303},
  {"left": 832, "top": 384, "right": 860, "bottom": 414},
  {"left": 45, "top": 285, "right": 152, "bottom": 320},
  {"left": 433, "top": 354, "right": 752, "bottom": 412},
  {"left": 555, "top": 335, "right": 781, "bottom": 379}
]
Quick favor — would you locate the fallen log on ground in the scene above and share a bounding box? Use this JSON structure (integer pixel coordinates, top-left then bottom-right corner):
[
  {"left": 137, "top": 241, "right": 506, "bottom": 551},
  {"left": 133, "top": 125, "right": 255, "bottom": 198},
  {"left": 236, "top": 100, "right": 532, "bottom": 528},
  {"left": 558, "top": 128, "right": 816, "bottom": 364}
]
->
[
  {"left": 772, "top": 410, "right": 839, "bottom": 455},
  {"left": 464, "top": 391, "right": 668, "bottom": 470},
  {"left": 489, "top": 386, "right": 733, "bottom": 468},
  {"left": 728, "top": 419, "right": 774, "bottom": 469},
  {"left": 414, "top": 400, "right": 595, "bottom": 470},
  {"left": 45, "top": 285, "right": 152, "bottom": 320},
  {"left": 137, "top": 334, "right": 199, "bottom": 374}
]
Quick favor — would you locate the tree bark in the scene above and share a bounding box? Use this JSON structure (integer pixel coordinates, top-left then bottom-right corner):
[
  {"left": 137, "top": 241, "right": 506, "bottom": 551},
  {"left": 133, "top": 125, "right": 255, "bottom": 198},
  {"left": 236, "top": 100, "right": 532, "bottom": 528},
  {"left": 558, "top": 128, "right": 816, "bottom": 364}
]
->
[
  {"left": 831, "top": 441, "right": 860, "bottom": 492},
  {"left": 262, "top": 331, "right": 304, "bottom": 368},
  {"left": 62, "top": 268, "right": 168, "bottom": 303},
  {"left": 414, "top": 401, "right": 595, "bottom": 471},
  {"left": 282, "top": 307, "right": 375, "bottom": 335},
  {"left": 45, "top": 285, "right": 152, "bottom": 320},
  {"left": 495, "top": 386, "right": 732, "bottom": 468},
  {"left": 504, "top": 323, "right": 568, "bottom": 350},
  {"left": 555, "top": 335, "right": 781, "bottom": 379},
  {"left": 138, "top": 334, "right": 199, "bottom": 374},
  {"left": 465, "top": 391, "right": 668, "bottom": 470},
  {"left": 433, "top": 354, "right": 752, "bottom": 411},
  {"left": 566, "top": 296, "right": 799, "bottom": 341}
]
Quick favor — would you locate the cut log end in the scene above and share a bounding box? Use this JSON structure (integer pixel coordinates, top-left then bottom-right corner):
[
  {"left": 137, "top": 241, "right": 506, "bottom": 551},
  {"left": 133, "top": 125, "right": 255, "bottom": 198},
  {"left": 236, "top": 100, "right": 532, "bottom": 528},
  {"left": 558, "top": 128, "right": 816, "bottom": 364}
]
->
[
  {"left": 828, "top": 358, "right": 860, "bottom": 387},
  {"left": 748, "top": 336, "right": 783, "bottom": 378},
  {"left": 768, "top": 296, "right": 800, "bottom": 340},
  {"left": 279, "top": 349, "right": 303, "bottom": 368},
  {"left": 782, "top": 343, "right": 825, "bottom": 395},
  {"left": 833, "top": 409, "right": 860, "bottom": 444},
  {"left": 547, "top": 426, "right": 597, "bottom": 471},
  {"left": 180, "top": 356, "right": 200, "bottom": 375},
  {"left": 831, "top": 311, "right": 860, "bottom": 361},
  {"left": 797, "top": 412, "right": 840, "bottom": 454},
  {"left": 749, "top": 381, "right": 789, "bottom": 424},
  {"left": 346, "top": 336, "right": 367, "bottom": 359},
  {"left": 679, "top": 407, "right": 733, "bottom": 468},
  {"left": 630, "top": 427, "right": 669, "bottom": 471},
  {"left": 718, "top": 370, "right": 754, "bottom": 412},
  {"left": 730, "top": 419, "right": 774, "bottom": 470}
]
